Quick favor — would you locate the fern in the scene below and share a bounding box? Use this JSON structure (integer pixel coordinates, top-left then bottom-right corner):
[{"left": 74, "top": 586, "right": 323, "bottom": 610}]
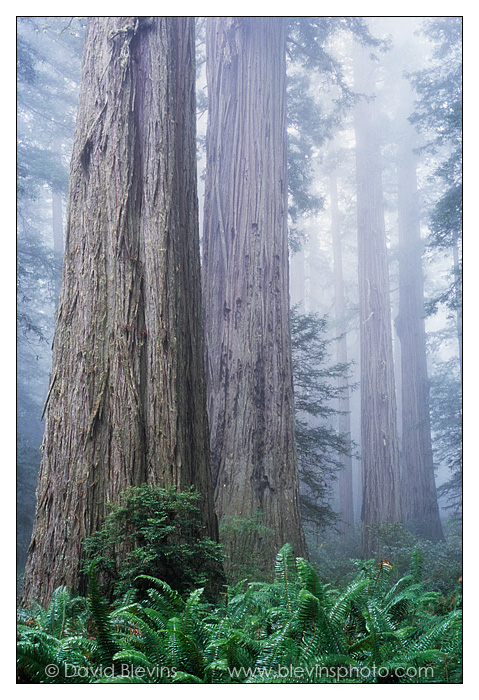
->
[
  {"left": 274, "top": 543, "right": 298, "bottom": 618},
  {"left": 17, "top": 545, "right": 462, "bottom": 684},
  {"left": 86, "top": 558, "right": 118, "bottom": 665},
  {"left": 137, "top": 576, "right": 184, "bottom": 613}
]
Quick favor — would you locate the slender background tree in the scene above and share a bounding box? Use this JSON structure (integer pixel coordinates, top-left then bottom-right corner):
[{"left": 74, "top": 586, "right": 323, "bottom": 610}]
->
[
  {"left": 396, "top": 126, "right": 444, "bottom": 542},
  {"left": 353, "top": 44, "right": 401, "bottom": 557}
]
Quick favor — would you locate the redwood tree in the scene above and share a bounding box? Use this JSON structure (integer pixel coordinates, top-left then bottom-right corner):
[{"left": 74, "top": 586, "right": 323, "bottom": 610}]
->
[
  {"left": 396, "top": 136, "right": 443, "bottom": 541},
  {"left": 51, "top": 134, "right": 65, "bottom": 305},
  {"left": 330, "top": 170, "right": 354, "bottom": 535},
  {"left": 21, "top": 16, "right": 216, "bottom": 607},
  {"left": 354, "top": 48, "right": 401, "bottom": 557},
  {"left": 202, "top": 17, "right": 306, "bottom": 570}
]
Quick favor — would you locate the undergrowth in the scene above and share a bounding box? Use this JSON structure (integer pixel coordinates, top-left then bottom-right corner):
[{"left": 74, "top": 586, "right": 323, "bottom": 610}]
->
[{"left": 17, "top": 544, "right": 462, "bottom": 684}]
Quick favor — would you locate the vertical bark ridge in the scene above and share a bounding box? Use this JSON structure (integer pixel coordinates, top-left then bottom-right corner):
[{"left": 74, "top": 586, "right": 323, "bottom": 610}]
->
[
  {"left": 396, "top": 142, "right": 443, "bottom": 541},
  {"left": 330, "top": 170, "right": 355, "bottom": 534},
  {"left": 22, "top": 17, "right": 216, "bottom": 607},
  {"left": 354, "top": 50, "right": 402, "bottom": 558},
  {"left": 203, "top": 18, "right": 306, "bottom": 571}
]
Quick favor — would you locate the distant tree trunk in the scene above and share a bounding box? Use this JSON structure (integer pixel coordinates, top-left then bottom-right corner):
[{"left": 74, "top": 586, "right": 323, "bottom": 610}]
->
[
  {"left": 330, "top": 171, "right": 354, "bottom": 534},
  {"left": 203, "top": 17, "right": 306, "bottom": 572},
  {"left": 396, "top": 143, "right": 444, "bottom": 541},
  {"left": 393, "top": 309, "right": 402, "bottom": 442},
  {"left": 354, "top": 50, "right": 401, "bottom": 558},
  {"left": 21, "top": 16, "right": 217, "bottom": 607}
]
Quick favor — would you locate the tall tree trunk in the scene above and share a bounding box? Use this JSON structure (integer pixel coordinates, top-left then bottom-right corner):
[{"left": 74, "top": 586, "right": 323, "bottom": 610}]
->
[
  {"left": 21, "top": 16, "right": 216, "bottom": 607},
  {"left": 330, "top": 170, "right": 354, "bottom": 534},
  {"left": 354, "top": 50, "right": 401, "bottom": 558},
  {"left": 203, "top": 17, "right": 306, "bottom": 572},
  {"left": 51, "top": 187, "right": 63, "bottom": 298},
  {"left": 396, "top": 143, "right": 443, "bottom": 541}
]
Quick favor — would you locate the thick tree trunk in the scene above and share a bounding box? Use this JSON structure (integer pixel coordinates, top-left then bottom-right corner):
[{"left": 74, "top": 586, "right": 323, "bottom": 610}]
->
[
  {"left": 354, "top": 51, "right": 401, "bottom": 558},
  {"left": 330, "top": 171, "right": 354, "bottom": 535},
  {"left": 396, "top": 145, "right": 443, "bottom": 541},
  {"left": 203, "top": 17, "right": 306, "bottom": 571},
  {"left": 21, "top": 16, "right": 216, "bottom": 607}
]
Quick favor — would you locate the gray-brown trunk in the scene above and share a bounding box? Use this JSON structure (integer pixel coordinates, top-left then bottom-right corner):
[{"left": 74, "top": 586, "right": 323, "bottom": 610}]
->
[
  {"left": 330, "top": 171, "right": 354, "bottom": 535},
  {"left": 396, "top": 144, "right": 443, "bottom": 541},
  {"left": 52, "top": 137, "right": 64, "bottom": 304},
  {"left": 202, "top": 17, "right": 306, "bottom": 573},
  {"left": 21, "top": 17, "right": 216, "bottom": 607},
  {"left": 354, "top": 50, "right": 401, "bottom": 558}
]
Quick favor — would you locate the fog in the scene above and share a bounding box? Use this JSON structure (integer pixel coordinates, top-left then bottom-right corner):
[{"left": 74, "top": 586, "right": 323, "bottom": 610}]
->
[{"left": 17, "top": 16, "right": 461, "bottom": 573}]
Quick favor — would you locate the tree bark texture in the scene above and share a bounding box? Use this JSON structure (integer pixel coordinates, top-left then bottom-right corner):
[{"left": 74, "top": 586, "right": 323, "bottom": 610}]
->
[
  {"left": 203, "top": 17, "right": 306, "bottom": 569},
  {"left": 52, "top": 136, "right": 65, "bottom": 305},
  {"left": 354, "top": 52, "right": 401, "bottom": 558},
  {"left": 396, "top": 145, "right": 443, "bottom": 541},
  {"left": 51, "top": 186, "right": 63, "bottom": 303},
  {"left": 330, "top": 171, "right": 354, "bottom": 534},
  {"left": 21, "top": 16, "right": 216, "bottom": 607}
]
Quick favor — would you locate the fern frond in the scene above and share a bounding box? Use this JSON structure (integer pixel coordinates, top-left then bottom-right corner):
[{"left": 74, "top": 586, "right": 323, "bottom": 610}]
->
[
  {"left": 182, "top": 588, "right": 205, "bottom": 636},
  {"left": 17, "top": 630, "right": 61, "bottom": 683},
  {"left": 409, "top": 549, "right": 424, "bottom": 584},
  {"left": 113, "top": 609, "right": 167, "bottom": 664},
  {"left": 86, "top": 558, "right": 118, "bottom": 665},
  {"left": 415, "top": 609, "right": 462, "bottom": 652},
  {"left": 329, "top": 577, "right": 369, "bottom": 627},
  {"left": 296, "top": 558, "right": 324, "bottom": 599},
  {"left": 112, "top": 648, "right": 157, "bottom": 672},
  {"left": 44, "top": 586, "right": 70, "bottom": 638},
  {"left": 274, "top": 544, "right": 296, "bottom": 618},
  {"left": 254, "top": 622, "right": 293, "bottom": 671},
  {"left": 139, "top": 577, "right": 184, "bottom": 615}
]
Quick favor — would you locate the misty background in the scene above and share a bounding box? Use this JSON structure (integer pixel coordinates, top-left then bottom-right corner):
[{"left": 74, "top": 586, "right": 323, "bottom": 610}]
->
[{"left": 17, "top": 16, "right": 462, "bottom": 570}]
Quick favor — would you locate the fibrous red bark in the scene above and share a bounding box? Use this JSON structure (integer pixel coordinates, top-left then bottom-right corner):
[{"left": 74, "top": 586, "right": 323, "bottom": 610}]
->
[
  {"left": 203, "top": 17, "right": 306, "bottom": 571},
  {"left": 21, "top": 17, "right": 217, "bottom": 607}
]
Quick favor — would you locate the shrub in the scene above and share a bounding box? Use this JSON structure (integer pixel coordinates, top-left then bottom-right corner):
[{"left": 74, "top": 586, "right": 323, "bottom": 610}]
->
[{"left": 83, "top": 485, "right": 225, "bottom": 601}]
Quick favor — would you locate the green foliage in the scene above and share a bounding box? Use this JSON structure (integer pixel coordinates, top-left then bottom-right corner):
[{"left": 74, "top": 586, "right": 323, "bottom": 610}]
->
[
  {"left": 429, "top": 359, "right": 462, "bottom": 514},
  {"left": 285, "top": 17, "right": 386, "bottom": 251},
  {"left": 291, "top": 308, "right": 356, "bottom": 530},
  {"left": 369, "top": 526, "right": 462, "bottom": 602},
  {"left": 313, "top": 522, "right": 462, "bottom": 604},
  {"left": 83, "top": 485, "right": 225, "bottom": 602},
  {"left": 287, "top": 71, "right": 327, "bottom": 247},
  {"left": 85, "top": 560, "right": 119, "bottom": 665},
  {"left": 306, "top": 527, "right": 363, "bottom": 588},
  {"left": 18, "top": 543, "right": 461, "bottom": 683},
  {"left": 219, "top": 513, "right": 276, "bottom": 584},
  {"left": 408, "top": 17, "right": 462, "bottom": 315},
  {"left": 17, "top": 586, "right": 94, "bottom": 683},
  {"left": 285, "top": 17, "right": 385, "bottom": 105}
]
